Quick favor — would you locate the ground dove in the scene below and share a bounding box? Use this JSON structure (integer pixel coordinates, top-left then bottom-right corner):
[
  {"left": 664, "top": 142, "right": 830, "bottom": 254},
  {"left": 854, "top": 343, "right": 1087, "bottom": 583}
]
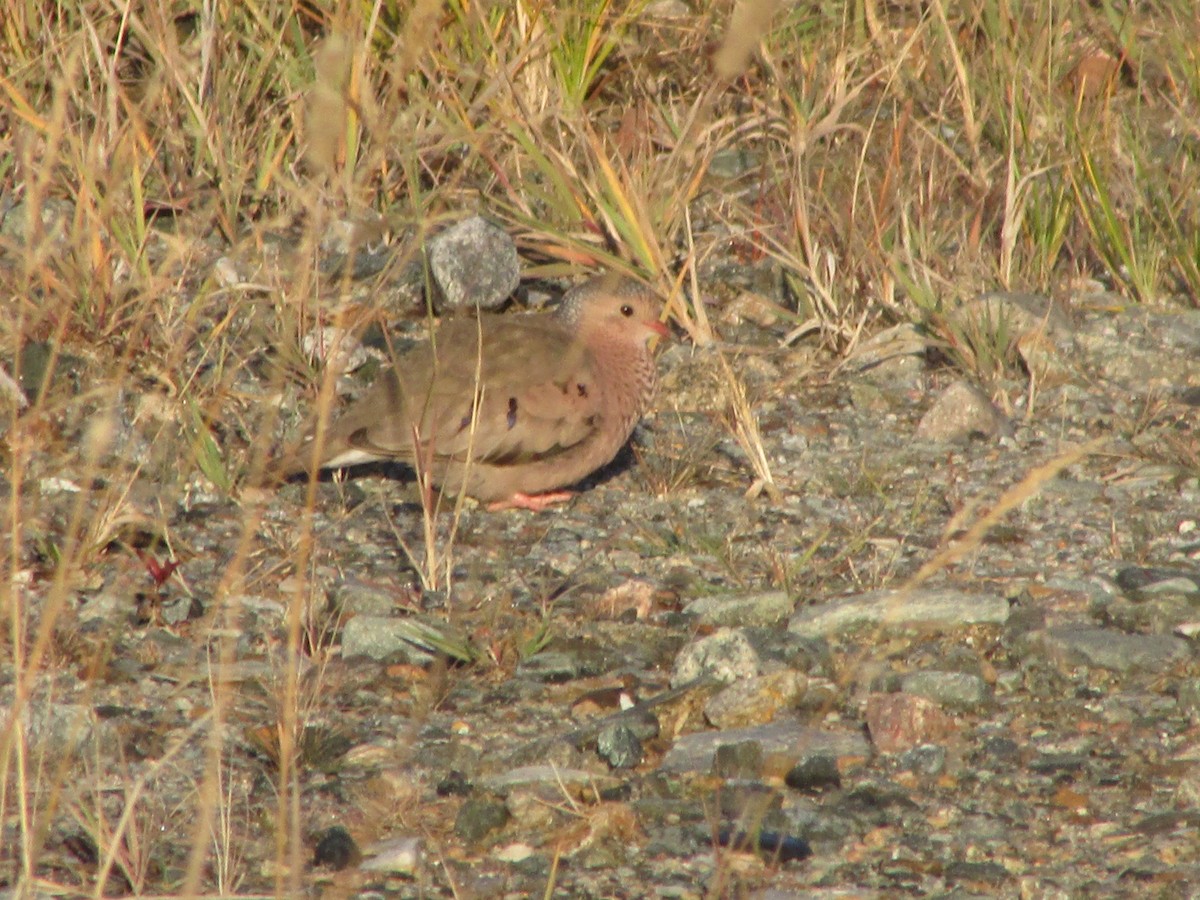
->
[{"left": 279, "top": 274, "right": 668, "bottom": 510}]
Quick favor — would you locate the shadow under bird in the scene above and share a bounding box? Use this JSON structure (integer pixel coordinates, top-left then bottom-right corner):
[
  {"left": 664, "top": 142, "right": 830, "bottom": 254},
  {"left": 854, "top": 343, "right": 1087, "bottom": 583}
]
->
[{"left": 278, "top": 274, "right": 669, "bottom": 511}]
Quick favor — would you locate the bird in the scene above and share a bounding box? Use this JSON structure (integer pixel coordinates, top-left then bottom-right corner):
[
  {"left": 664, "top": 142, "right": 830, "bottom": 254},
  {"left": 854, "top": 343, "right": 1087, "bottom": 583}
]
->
[{"left": 277, "top": 274, "right": 669, "bottom": 511}]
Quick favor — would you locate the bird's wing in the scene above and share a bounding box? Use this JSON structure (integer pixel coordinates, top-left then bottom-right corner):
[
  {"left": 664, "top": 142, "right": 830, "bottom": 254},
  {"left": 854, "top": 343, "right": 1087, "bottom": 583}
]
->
[{"left": 347, "top": 317, "right": 606, "bottom": 467}]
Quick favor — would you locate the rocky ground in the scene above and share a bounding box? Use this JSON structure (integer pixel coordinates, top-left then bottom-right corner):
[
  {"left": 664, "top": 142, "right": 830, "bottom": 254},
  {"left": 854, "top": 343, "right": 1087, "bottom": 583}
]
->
[{"left": 4, "top": 241, "right": 1200, "bottom": 897}]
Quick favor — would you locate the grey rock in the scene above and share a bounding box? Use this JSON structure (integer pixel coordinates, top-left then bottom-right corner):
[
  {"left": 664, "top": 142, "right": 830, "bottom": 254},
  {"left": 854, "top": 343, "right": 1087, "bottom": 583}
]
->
[
  {"left": 784, "top": 753, "right": 841, "bottom": 791},
  {"left": 0, "top": 197, "right": 75, "bottom": 245},
  {"left": 846, "top": 379, "right": 900, "bottom": 413},
  {"left": 339, "top": 615, "right": 443, "bottom": 664},
  {"left": 1113, "top": 565, "right": 1200, "bottom": 599},
  {"left": 11, "top": 703, "right": 99, "bottom": 756},
  {"left": 333, "top": 577, "right": 404, "bottom": 617},
  {"left": 1074, "top": 307, "right": 1200, "bottom": 392},
  {"left": 900, "top": 671, "right": 990, "bottom": 711},
  {"left": 1098, "top": 592, "right": 1200, "bottom": 636},
  {"left": 684, "top": 590, "right": 795, "bottom": 627},
  {"left": 596, "top": 723, "right": 643, "bottom": 769},
  {"left": 916, "top": 378, "right": 1013, "bottom": 442},
  {"left": 671, "top": 627, "right": 763, "bottom": 687},
  {"left": 789, "top": 588, "right": 1010, "bottom": 638},
  {"left": 160, "top": 593, "right": 200, "bottom": 625},
  {"left": 427, "top": 216, "right": 519, "bottom": 312},
  {"left": 660, "top": 716, "right": 870, "bottom": 773},
  {"left": 482, "top": 765, "right": 619, "bottom": 796},
  {"left": 77, "top": 581, "right": 133, "bottom": 625},
  {"left": 361, "top": 836, "right": 422, "bottom": 874},
  {"left": 316, "top": 214, "right": 394, "bottom": 281},
  {"left": 517, "top": 637, "right": 621, "bottom": 681},
  {"left": 503, "top": 734, "right": 588, "bottom": 771},
  {"left": 504, "top": 784, "right": 567, "bottom": 832},
  {"left": 898, "top": 743, "right": 948, "bottom": 775},
  {"left": 846, "top": 322, "right": 930, "bottom": 386},
  {"left": 454, "top": 798, "right": 509, "bottom": 844},
  {"left": 713, "top": 740, "right": 764, "bottom": 779},
  {"left": 1021, "top": 625, "right": 1192, "bottom": 674},
  {"left": 704, "top": 670, "right": 809, "bottom": 729},
  {"left": 743, "top": 628, "right": 832, "bottom": 675}
]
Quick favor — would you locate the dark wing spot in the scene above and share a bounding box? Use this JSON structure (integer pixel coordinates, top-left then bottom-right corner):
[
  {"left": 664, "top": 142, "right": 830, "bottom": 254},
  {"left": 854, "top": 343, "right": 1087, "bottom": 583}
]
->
[
  {"left": 507, "top": 397, "right": 518, "bottom": 430},
  {"left": 456, "top": 411, "right": 473, "bottom": 435},
  {"left": 576, "top": 383, "right": 589, "bottom": 399}
]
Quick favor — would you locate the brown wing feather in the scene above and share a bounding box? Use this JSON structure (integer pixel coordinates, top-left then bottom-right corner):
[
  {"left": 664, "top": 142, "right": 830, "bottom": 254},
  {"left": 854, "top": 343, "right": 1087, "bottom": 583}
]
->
[{"left": 344, "top": 315, "right": 605, "bottom": 467}]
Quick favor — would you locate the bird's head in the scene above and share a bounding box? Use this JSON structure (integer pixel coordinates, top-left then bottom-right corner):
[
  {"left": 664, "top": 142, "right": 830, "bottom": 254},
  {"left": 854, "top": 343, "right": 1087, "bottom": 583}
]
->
[{"left": 559, "top": 274, "right": 670, "bottom": 346}]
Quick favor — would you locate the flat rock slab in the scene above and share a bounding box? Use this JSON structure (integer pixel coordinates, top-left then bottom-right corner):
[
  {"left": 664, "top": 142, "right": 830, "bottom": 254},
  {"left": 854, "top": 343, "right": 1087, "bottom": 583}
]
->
[
  {"left": 1022, "top": 625, "right": 1192, "bottom": 674},
  {"left": 789, "top": 588, "right": 1011, "bottom": 638},
  {"left": 660, "top": 717, "right": 870, "bottom": 773}
]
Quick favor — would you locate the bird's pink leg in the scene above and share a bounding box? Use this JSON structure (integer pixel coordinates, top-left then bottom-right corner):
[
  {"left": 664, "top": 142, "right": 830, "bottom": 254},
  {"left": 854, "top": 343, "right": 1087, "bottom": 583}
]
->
[{"left": 487, "top": 490, "right": 575, "bottom": 512}]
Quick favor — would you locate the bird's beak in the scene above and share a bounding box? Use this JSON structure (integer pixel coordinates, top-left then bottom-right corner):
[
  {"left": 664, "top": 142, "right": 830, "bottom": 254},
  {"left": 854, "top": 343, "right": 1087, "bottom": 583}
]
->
[{"left": 647, "top": 320, "right": 671, "bottom": 340}]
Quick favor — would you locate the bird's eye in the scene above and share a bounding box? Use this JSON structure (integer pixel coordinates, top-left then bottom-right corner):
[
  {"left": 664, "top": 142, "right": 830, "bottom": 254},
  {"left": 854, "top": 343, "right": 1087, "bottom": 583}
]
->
[{"left": 620, "top": 304, "right": 635, "bottom": 317}]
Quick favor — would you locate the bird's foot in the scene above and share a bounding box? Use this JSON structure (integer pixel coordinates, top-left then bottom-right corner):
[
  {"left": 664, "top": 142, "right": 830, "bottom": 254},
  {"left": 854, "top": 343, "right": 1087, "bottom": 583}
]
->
[{"left": 487, "top": 490, "right": 574, "bottom": 512}]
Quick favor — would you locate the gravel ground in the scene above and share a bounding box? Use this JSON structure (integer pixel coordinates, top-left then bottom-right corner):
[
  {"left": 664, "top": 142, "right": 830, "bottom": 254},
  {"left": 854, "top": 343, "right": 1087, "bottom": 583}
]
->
[{"left": 4, "top": 251, "right": 1200, "bottom": 898}]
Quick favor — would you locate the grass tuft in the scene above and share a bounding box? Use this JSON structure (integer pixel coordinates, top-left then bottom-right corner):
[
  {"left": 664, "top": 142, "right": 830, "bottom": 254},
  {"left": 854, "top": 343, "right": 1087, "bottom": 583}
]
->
[{"left": 2, "top": 0, "right": 1199, "bottom": 892}]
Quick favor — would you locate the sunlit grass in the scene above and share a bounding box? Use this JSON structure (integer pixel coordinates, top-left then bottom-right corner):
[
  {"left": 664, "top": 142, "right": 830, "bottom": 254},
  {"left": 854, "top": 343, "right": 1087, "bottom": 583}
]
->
[{"left": 2, "top": 0, "right": 1199, "bottom": 892}]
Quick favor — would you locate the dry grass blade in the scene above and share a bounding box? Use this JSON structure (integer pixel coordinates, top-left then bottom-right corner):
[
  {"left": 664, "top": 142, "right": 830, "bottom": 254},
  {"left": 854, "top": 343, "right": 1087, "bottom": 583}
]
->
[
  {"left": 2, "top": 0, "right": 1198, "bottom": 892},
  {"left": 903, "top": 437, "right": 1108, "bottom": 591},
  {"left": 714, "top": 351, "right": 779, "bottom": 501}
]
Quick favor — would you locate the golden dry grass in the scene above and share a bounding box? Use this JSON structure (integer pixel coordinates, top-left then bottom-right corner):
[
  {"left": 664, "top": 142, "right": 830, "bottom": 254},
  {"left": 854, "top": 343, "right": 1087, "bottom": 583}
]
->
[{"left": 2, "top": 0, "right": 1199, "bottom": 893}]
